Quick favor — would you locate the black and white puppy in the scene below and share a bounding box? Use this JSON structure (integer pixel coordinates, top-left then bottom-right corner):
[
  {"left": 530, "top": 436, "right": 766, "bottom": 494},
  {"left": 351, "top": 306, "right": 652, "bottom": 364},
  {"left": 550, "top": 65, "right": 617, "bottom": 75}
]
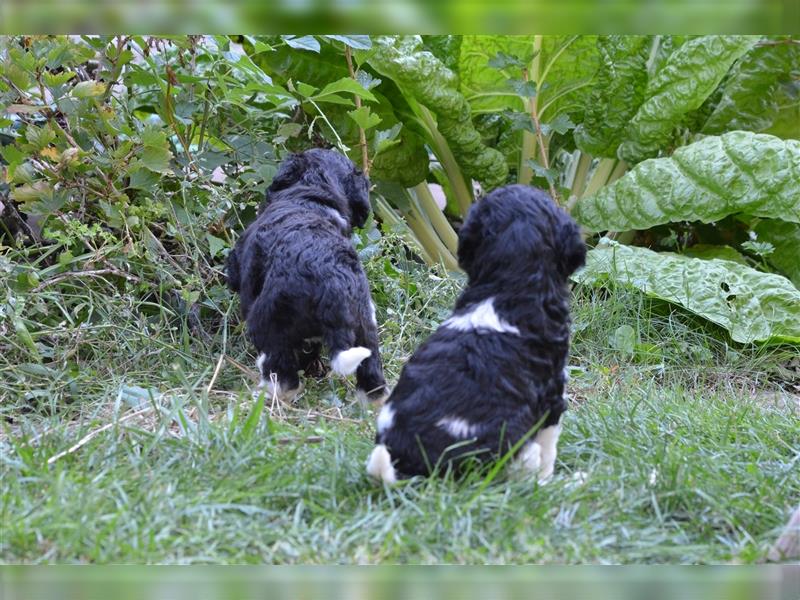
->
[
  {"left": 226, "top": 149, "right": 387, "bottom": 402},
  {"left": 367, "top": 184, "right": 586, "bottom": 483}
]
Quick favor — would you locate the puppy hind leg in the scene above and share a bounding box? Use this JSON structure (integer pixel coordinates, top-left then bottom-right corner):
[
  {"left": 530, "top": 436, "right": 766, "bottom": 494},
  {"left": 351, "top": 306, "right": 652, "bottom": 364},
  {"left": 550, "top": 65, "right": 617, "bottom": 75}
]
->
[
  {"left": 323, "top": 326, "right": 371, "bottom": 377},
  {"left": 534, "top": 423, "right": 562, "bottom": 483},
  {"left": 354, "top": 312, "right": 388, "bottom": 404}
]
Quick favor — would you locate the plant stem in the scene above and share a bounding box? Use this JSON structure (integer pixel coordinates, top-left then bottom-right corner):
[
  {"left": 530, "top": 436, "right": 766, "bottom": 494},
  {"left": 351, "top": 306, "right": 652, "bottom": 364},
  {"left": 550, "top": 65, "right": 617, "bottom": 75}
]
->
[
  {"left": 607, "top": 159, "right": 628, "bottom": 186},
  {"left": 583, "top": 158, "right": 617, "bottom": 199},
  {"left": 518, "top": 35, "right": 543, "bottom": 187},
  {"left": 344, "top": 45, "right": 369, "bottom": 176},
  {"left": 417, "top": 105, "right": 473, "bottom": 217},
  {"left": 373, "top": 196, "right": 435, "bottom": 265},
  {"left": 405, "top": 202, "right": 459, "bottom": 271},
  {"left": 569, "top": 151, "right": 593, "bottom": 201},
  {"left": 412, "top": 182, "right": 459, "bottom": 255}
]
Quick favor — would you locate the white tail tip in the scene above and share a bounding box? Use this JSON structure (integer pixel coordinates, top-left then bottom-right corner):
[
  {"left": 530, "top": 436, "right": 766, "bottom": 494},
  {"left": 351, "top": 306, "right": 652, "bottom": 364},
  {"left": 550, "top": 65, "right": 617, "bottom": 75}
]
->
[
  {"left": 366, "top": 444, "right": 397, "bottom": 484},
  {"left": 331, "top": 346, "right": 371, "bottom": 376}
]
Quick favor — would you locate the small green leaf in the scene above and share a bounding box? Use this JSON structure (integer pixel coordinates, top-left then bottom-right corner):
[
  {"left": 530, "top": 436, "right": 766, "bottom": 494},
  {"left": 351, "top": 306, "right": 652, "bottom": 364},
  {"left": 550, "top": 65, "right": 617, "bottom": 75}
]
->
[
  {"left": 347, "top": 106, "right": 382, "bottom": 131},
  {"left": 506, "top": 78, "right": 537, "bottom": 98},
  {"left": 43, "top": 70, "right": 76, "bottom": 88},
  {"left": 13, "top": 317, "right": 41, "bottom": 361},
  {"left": 283, "top": 35, "right": 320, "bottom": 53},
  {"left": 355, "top": 70, "right": 381, "bottom": 90},
  {"left": 610, "top": 324, "right": 636, "bottom": 355},
  {"left": 294, "top": 82, "right": 318, "bottom": 98},
  {"left": 373, "top": 124, "right": 402, "bottom": 154},
  {"left": 325, "top": 35, "right": 372, "bottom": 50},
  {"left": 526, "top": 160, "right": 559, "bottom": 185},
  {"left": 0, "top": 144, "right": 25, "bottom": 167},
  {"left": 139, "top": 127, "right": 173, "bottom": 174},
  {"left": 71, "top": 80, "right": 106, "bottom": 98},
  {"left": 206, "top": 233, "right": 226, "bottom": 258},
  {"left": 315, "top": 77, "right": 377, "bottom": 102},
  {"left": 127, "top": 165, "right": 161, "bottom": 190},
  {"left": 540, "top": 113, "right": 575, "bottom": 136},
  {"left": 488, "top": 51, "right": 525, "bottom": 70}
]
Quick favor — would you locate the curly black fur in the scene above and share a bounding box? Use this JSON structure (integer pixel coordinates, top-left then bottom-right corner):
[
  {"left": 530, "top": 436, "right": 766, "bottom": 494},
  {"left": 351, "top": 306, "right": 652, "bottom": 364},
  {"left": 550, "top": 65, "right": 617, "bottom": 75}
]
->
[
  {"left": 368, "top": 185, "right": 586, "bottom": 481},
  {"left": 226, "top": 149, "right": 386, "bottom": 400}
]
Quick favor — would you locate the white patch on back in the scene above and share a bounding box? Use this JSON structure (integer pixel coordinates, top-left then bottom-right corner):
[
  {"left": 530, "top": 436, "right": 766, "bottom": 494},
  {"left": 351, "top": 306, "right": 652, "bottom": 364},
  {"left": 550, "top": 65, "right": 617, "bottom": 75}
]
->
[
  {"left": 437, "top": 416, "right": 479, "bottom": 439},
  {"left": 442, "top": 298, "right": 520, "bottom": 335},
  {"left": 331, "top": 346, "right": 371, "bottom": 375},
  {"left": 534, "top": 424, "right": 562, "bottom": 483},
  {"left": 366, "top": 444, "right": 397, "bottom": 484},
  {"left": 377, "top": 403, "right": 395, "bottom": 433}
]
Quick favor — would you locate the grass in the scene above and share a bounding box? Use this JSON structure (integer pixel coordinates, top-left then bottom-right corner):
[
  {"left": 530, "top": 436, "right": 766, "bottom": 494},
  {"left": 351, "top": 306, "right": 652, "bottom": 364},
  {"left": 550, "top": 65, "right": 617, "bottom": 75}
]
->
[{"left": 1, "top": 238, "right": 798, "bottom": 564}]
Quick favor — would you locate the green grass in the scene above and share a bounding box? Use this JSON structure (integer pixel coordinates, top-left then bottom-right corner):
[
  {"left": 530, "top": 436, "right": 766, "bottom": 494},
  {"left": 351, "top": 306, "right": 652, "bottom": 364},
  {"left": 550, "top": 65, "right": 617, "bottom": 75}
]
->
[{"left": 1, "top": 241, "right": 798, "bottom": 564}]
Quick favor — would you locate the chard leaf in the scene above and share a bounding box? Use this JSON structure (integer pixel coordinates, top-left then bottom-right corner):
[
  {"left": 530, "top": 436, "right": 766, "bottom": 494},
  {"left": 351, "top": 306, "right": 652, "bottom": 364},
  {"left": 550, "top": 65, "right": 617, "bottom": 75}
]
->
[
  {"left": 575, "top": 35, "right": 651, "bottom": 158},
  {"left": 364, "top": 35, "right": 507, "bottom": 190},
  {"left": 703, "top": 39, "right": 800, "bottom": 135},
  {"left": 254, "top": 40, "right": 429, "bottom": 187},
  {"left": 753, "top": 219, "right": 800, "bottom": 288},
  {"left": 459, "top": 35, "right": 600, "bottom": 122},
  {"left": 618, "top": 35, "right": 758, "bottom": 163},
  {"left": 575, "top": 132, "right": 800, "bottom": 232},
  {"left": 575, "top": 239, "right": 800, "bottom": 344},
  {"left": 682, "top": 244, "right": 748, "bottom": 265}
]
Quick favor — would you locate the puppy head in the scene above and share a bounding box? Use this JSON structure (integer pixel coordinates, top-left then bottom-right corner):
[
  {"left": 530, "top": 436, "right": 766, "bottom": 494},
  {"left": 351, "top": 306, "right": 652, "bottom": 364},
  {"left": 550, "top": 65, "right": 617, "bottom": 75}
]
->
[
  {"left": 265, "top": 148, "right": 371, "bottom": 228},
  {"left": 457, "top": 185, "right": 586, "bottom": 282}
]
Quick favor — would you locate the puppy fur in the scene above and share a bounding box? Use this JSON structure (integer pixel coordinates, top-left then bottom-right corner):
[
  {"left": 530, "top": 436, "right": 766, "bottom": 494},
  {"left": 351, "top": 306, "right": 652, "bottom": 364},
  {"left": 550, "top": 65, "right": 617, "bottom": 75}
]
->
[
  {"left": 226, "top": 149, "right": 387, "bottom": 401},
  {"left": 368, "top": 185, "right": 586, "bottom": 483}
]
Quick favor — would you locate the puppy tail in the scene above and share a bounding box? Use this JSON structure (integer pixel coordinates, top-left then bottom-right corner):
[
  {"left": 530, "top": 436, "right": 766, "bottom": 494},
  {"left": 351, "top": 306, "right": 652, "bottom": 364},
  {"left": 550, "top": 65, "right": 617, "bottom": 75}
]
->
[
  {"left": 331, "top": 346, "right": 371, "bottom": 376},
  {"left": 366, "top": 444, "right": 397, "bottom": 484}
]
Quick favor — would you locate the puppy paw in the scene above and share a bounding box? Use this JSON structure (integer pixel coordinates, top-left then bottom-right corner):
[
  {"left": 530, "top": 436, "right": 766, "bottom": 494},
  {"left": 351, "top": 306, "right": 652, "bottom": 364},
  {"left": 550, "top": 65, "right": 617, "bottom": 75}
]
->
[
  {"left": 366, "top": 444, "right": 397, "bottom": 484},
  {"left": 356, "top": 385, "right": 390, "bottom": 406},
  {"left": 254, "top": 378, "right": 304, "bottom": 402}
]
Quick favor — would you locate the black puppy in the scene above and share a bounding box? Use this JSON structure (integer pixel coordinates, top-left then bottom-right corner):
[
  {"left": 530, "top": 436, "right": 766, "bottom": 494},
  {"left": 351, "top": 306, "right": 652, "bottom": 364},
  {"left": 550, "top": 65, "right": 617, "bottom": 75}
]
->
[
  {"left": 227, "top": 149, "right": 387, "bottom": 402},
  {"left": 367, "top": 185, "right": 585, "bottom": 483}
]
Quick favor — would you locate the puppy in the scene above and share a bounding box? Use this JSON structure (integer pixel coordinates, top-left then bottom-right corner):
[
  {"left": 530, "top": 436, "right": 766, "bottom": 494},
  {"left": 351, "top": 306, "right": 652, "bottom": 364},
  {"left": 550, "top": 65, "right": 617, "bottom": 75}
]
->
[
  {"left": 367, "top": 185, "right": 586, "bottom": 483},
  {"left": 226, "top": 149, "right": 387, "bottom": 402}
]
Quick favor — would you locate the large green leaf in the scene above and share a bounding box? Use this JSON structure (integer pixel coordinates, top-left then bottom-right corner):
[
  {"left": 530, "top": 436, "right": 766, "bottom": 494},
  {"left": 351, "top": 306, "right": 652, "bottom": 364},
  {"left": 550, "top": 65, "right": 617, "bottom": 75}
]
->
[
  {"left": 574, "top": 35, "right": 652, "bottom": 158},
  {"left": 252, "top": 39, "right": 430, "bottom": 187},
  {"left": 703, "top": 39, "right": 800, "bottom": 135},
  {"left": 575, "top": 132, "right": 800, "bottom": 232},
  {"left": 754, "top": 219, "right": 800, "bottom": 289},
  {"left": 575, "top": 239, "right": 800, "bottom": 344},
  {"left": 459, "top": 35, "right": 600, "bottom": 121},
  {"left": 618, "top": 35, "right": 758, "bottom": 163},
  {"left": 363, "top": 36, "right": 507, "bottom": 190}
]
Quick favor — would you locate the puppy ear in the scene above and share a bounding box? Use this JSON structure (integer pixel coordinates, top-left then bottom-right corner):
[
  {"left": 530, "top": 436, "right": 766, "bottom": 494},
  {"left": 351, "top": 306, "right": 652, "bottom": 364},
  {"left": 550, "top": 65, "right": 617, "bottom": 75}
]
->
[
  {"left": 457, "top": 203, "right": 483, "bottom": 273},
  {"left": 556, "top": 217, "right": 586, "bottom": 276},
  {"left": 345, "top": 170, "right": 371, "bottom": 229},
  {"left": 266, "top": 153, "right": 307, "bottom": 199}
]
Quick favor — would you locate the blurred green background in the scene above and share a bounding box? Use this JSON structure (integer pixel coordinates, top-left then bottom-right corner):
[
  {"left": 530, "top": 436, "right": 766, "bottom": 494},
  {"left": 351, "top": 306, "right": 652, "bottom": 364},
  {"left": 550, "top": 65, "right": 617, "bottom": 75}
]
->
[
  {"left": 1, "top": 565, "right": 798, "bottom": 599},
  {"left": 0, "top": 0, "right": 798, "bottom": 34}
]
